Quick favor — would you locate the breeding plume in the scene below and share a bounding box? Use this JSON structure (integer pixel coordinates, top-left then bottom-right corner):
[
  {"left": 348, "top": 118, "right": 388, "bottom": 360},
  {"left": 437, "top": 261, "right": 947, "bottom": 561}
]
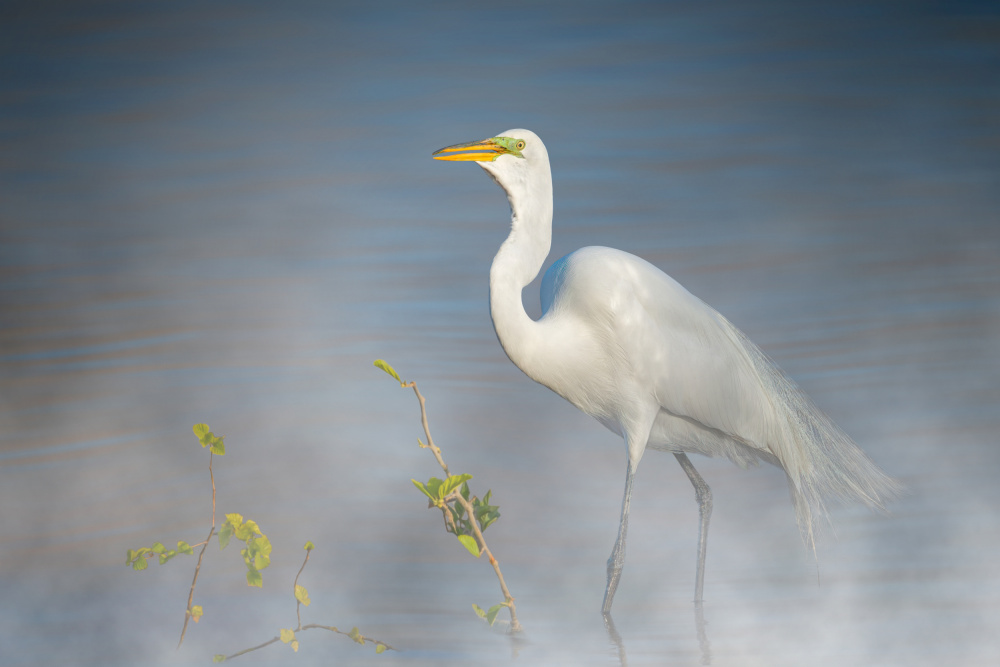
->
[{"left": 433, "top": 129, "right": 898, "bottom": 613}]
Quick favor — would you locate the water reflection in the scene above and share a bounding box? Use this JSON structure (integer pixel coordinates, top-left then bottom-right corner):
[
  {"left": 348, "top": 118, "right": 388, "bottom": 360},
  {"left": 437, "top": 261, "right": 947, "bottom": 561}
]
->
[{"left": 604, "top": 602, "right": 711, "bottom": 667}]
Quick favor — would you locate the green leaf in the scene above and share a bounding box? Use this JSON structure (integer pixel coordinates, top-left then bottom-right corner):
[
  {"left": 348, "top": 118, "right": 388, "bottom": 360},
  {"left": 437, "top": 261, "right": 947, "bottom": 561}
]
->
[
  {"left": 151, "top": 542, "right": 166, "bottom": 554},
  {"left": 234, "top": 519, "right": 258, "bottom": 541},
  {"left": 177, "top": 540, "right": 193, "bottom": 555},
  {"left": 158, "top": 550, "right": 176, "bottom": 565},
  {"left": 294, "top": 584, "right": 311, "bottom": 606},
  {"left": 280, "top": 628, "right": 295, "bottom": 644},
  {"left": 218, "top": 522, "right": 233, "bottom": 550},
  {"left": 213, "top": 655, "right": 226, "bottom": 663},
  {"left": 290, "top": 640, "right": 299, "bottom": 653},
  {"left": 348, "top": 627, "right": 363, "bottom": 644},
  {"left": 209, "top": 435, "right": 225, "bottom": 456},
  {"left": 191, "top": 605, "right": 203, "bottom": 623},
  {"left": 303, "top": 541, "right": 314, "bottom": 551},
  {"left": 376, "top": 643, "right": 387, "bottom": 654},
  {"left": 415, "top": 476, "right": 447, "bottom": 502},
  {"left": 457, "top": 534, "right": 480, "bottom": 557},
  {"left": 440, "top": 473, "right": 473, "bottom": 498},
  {"left": 246, "top": 568, "right": 263, "bottom": 588},
  {"left": 472, "top": 603, "right": 486, "bottom": 619},
  {"left": 193, "top": 423, "right": 210, "bottom": 441},
  {"left": 131, "top": 553, "right": 149, "bottom": 571},
  {"left": 126, "top": 549, "right": 136, "bottom": 566},
  {"left": 411, "top": 479, "right": 435, "bottom": 501},
  {"left": 252, "top": 536, "right": 272, "bottom": 570},
  {"left": 485, "top": 603, "right": 504, "bottom": 627},
  {"left": 373, "top": 359, "right": 402, "bottom": 384}
]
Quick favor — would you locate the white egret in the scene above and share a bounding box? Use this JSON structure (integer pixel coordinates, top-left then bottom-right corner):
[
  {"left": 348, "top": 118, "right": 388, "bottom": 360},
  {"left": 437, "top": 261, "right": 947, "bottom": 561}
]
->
[{"left": 433, "top": 129, "right": 899, "bottom": 613}]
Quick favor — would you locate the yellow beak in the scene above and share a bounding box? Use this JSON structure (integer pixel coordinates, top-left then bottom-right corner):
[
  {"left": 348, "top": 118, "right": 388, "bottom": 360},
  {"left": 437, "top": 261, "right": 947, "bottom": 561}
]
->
[{"left": 432, "top": 139, "right": 506, "bottom": 162}]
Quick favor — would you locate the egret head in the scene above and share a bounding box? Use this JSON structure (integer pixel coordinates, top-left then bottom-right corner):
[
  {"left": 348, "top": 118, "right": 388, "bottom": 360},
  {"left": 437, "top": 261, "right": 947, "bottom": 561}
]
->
[{"left": 432, "top": 129, "right": 551, "bottom": 206}]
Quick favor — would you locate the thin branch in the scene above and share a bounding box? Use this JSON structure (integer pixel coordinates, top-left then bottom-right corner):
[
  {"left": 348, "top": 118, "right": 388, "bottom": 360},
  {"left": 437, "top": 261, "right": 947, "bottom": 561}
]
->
[
  {"left": 450, "top": 491, "right": 521, "bottom": 632},
  {"left": 220, "top": 625, "right": 396, "bottom": 661},
  {"left": 293, "top": 548, "right": 311, "bottom": 630},
  {"left": 404, "top": 381, "right": 449, "bottom": 476},
  {"left": 178, "top": 525, "right": 214, "bottom": 648},
  {"left": 299, "top": 625, "right": 396, "bottom": 651},
  {"left": 404, "top": 378, "right": 521, "bottom": 633},
  {"left": 178, "top": 450, "right": 218, "bottom": 648},
  {"left": 222, "top": 635, "right": 282, "bottom": 660}
]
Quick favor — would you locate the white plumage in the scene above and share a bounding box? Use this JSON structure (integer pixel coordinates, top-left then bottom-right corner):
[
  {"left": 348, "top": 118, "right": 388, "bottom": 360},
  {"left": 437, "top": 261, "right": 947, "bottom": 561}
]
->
[{"left": 433, "top": 128, "right": 899, "bottom": 613}]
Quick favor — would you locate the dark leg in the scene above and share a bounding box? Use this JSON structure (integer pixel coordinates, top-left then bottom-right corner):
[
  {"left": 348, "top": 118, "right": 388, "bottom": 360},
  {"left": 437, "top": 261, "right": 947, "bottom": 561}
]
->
[
  {"left": 602, "top": 459, "right": 636, "bottom": 614},
  {"left": 674, "top": 452, "right": 712, "bottom": 602}
]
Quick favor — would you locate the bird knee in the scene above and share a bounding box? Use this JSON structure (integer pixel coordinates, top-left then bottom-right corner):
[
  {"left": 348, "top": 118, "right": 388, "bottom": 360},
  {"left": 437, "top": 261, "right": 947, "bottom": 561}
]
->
[{"left": 695, "top": 483, "right": 713, "bottom": 519}]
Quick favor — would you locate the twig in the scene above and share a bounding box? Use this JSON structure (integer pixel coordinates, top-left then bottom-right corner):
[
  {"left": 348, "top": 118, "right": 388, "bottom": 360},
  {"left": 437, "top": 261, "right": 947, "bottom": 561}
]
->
[
  {"left": 404, "top": 379, "right": 520, "bottom": 633},
  {"left": 220, "top": 624, "right": 396, "bottom": 660},
  {"left": 404, "top": 381, "right": 449, "bottom": 476},
  {"left": 450, "top": 491, "right": 521, "bottom": 632},
  {"left": 222, "top": 635, "right": 282, "bottom": 660},
  {"left": 178, "top": 451, "right": 217, "bottom": 648},
  {"left": 294, "top": 548, "right": 311, "bottom": 630}
]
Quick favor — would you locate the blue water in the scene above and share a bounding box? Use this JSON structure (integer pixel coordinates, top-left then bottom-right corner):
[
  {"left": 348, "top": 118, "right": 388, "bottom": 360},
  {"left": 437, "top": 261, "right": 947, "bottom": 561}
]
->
[{"left": 2, "top": 1, "right": 999, "bottom": 665}]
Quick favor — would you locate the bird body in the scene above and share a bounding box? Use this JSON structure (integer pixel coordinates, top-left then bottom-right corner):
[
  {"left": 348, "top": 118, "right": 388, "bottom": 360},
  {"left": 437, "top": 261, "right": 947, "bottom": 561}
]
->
[{"left": 433, "top": 129, "right": 899, "bottom": 613}]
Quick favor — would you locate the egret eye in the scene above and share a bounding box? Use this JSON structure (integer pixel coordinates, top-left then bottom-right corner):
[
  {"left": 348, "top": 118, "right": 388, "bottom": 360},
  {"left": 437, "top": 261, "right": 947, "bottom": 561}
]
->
[{"left": 515, "top": 140, "right": 526, "bottom": 151}]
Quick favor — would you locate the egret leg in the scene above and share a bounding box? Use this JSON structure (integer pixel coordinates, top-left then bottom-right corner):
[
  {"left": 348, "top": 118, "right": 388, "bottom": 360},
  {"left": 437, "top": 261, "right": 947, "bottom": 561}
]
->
[
  {"left": 602, "top": 460, "right": 636, "bottom": 614},
  {"left": 674, "top": 453, "right": 712, "bottom": 602}
]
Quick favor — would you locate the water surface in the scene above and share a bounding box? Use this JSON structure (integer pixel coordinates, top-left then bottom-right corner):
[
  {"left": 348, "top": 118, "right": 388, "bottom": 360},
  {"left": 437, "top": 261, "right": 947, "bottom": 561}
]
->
[{"left": 2, "top": 1, "right": 999, "bottom": 665}]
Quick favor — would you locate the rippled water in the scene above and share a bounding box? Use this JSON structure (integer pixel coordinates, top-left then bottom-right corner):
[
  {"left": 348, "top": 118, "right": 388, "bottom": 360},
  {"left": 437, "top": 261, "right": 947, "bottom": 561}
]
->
[{"left": 2, "top": 2, "right": 999, "bottom": 665}]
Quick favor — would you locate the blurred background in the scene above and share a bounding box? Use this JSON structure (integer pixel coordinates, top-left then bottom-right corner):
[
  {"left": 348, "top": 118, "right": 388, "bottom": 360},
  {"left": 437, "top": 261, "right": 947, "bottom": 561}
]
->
[{"left": 1, "top": 1, "right": 998, "bottom": 665}]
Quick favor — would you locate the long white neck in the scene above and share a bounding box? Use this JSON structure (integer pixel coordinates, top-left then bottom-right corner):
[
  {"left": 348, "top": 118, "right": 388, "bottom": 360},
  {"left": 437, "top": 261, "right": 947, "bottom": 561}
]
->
[{"left": 486, "top": 163, "right": 553, "bottom": 379}]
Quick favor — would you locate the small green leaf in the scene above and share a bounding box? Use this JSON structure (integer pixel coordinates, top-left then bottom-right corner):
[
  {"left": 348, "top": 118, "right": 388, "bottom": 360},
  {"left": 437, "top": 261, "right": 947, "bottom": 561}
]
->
[
  {"left": 376, "top": 643, "right": 387, "bottom": 654},
  {"left": 177, "top": 540, "right": 193, "bottom": 555},
  {"left": 234, "top": 519, "right": 259, "bottom": 541},
  {"left": 411, "top": 479, "right": 435, "bottom": 501},
  {"left": 420, "top": 477, "right": 443, "bottom": 499},
  {"left": 348, "top": 627, "right": 364, "bottom": 644},
  {"left": 131, "top": 554, "right": 149, "bottom": 571},
  {"left": 193, "top": 423, "right": 210, "bottom": 440},
  {"left": 290, "top": 640, "right": 299, "bottom": 653},
  {"left": 472, "top": 603, "right": 486, "bottom": 619},
  {"left": 218, "top": 522, "right": 233, "bottom": 550},
  {"left": 251, "top": 536, "right": 272, "bottom": 570},
  {"left": 191, "top": 605, "right": 203, "bottom": 623},
  {"left": 485, "top": 603, "right": 504, "bottom": 627},
  {"left": 210, "top": 435, "right": 225, "bottom": 456},
  {"left": 373, "top": 359, "right": 402, "bottom": 384},
  {"left": 457, "top": 534, "right": 480, "bottom": 557},
  {"left": 126, "top": 549, "right": 136, "bottom": 566},
  {"left": 246, "top": 568, "right": 263, "bottom": 588},
  {"left": 151, "top": 542, "right": 166, "bottom": 554},
  {"left": 295, "top": 584, "right": 311, "bottom": 606},
  {"left": 213, "top": 654, "right": 226, "bottom": 663},
  {"left": 280, "top": 628, "right": 295, "bottom": 644},
  {"left": 303, "top": 541, "right": 315, "bottom": 551},
  {"left": 440, "top": 473, "right": 473, "bottom": 498}
]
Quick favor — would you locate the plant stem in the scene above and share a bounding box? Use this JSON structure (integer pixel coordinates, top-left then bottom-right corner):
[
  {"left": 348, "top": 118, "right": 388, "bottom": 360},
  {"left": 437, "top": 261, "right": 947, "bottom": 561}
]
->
[
  {"left": 178, "top": 450, "right": 217, "bottom": 648},
  {"left": 404, "top": 379, "right": 521, "bottom": 633},
  {"left": 294, "top": 548, "right": 311, "bottom": 630},
  {"left": 404, "top": 381, "right": 449, "bottom": 476},
  {"left": 450, "top": 491, "right": 521, "bottom": 632}
]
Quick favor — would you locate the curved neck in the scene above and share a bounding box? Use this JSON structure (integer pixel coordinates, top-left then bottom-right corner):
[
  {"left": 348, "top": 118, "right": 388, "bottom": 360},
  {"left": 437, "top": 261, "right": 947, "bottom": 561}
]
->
[{"left": 488, "top": 166, "right": 553, "bottom": 378}]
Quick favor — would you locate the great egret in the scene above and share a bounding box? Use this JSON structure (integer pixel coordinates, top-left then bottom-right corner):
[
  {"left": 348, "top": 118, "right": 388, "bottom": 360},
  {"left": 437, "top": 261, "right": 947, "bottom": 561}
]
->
[{"left": 432, "top": 129, "right": 899, "bottom": 613}]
